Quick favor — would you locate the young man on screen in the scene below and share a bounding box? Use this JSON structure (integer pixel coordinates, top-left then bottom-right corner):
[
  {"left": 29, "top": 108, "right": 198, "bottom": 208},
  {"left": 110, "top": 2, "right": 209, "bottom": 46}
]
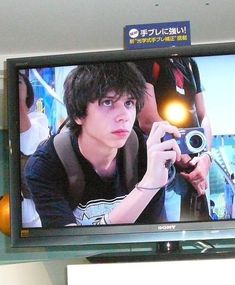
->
[{"left": 25, "top": 62, "right": 181, "bottom": 227}]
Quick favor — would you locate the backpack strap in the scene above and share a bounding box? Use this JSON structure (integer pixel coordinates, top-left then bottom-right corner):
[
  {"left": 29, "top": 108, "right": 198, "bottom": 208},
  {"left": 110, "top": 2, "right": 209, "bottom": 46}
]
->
[
  {"left": 53, "top": 129, "right": 139, "bottom": 203},
  {"left": 53, "top": 131, "right": 85, "bottom": 204},
  {"left": 122, "top": 129, "right": 139, "bottom": 191}
]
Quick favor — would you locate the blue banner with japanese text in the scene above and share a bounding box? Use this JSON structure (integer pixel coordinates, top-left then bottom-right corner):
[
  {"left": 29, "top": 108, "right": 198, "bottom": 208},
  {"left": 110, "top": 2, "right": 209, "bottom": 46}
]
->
[{"left": 124, "top": 21, "right": 191, "bottom": 50}]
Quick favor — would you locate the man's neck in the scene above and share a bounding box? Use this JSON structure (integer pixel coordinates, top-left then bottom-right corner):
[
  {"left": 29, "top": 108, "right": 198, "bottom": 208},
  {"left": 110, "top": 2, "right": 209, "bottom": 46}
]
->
[{"left": 78, "top": 136, "right": 117, "bottom": 177}]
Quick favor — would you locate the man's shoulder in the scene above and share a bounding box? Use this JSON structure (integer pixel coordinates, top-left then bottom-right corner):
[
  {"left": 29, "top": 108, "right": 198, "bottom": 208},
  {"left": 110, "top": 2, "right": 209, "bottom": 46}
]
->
[
  {"left": 25, "top": 135, "right": 63, "bottom": 178},
  {"left": 33, "top": 135, "right": 56, "bottom": 156}
]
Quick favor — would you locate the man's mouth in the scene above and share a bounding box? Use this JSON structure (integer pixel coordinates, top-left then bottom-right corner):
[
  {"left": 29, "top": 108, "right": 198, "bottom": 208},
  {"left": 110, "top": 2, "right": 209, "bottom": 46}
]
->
[{"left": 111, "top": 129, "right": 130, "bottom": 138}]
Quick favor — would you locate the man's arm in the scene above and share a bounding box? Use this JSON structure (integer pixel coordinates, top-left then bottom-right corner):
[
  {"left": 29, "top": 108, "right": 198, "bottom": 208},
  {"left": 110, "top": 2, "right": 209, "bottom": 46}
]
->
[
  {"left": 180, "top": 91, "right": 213, "bottom": 196},
  {"left": 24, "top": 140, "right": 76, "bottom": 227},
  {"left": 137, "top": 83, "right": 163, "bottom": 134},
  {"left": 195, "top": 91, "right": 212, "bottom": 150},
  {"left": 108, "top": 121, "right": 181, "bottom": 224}
]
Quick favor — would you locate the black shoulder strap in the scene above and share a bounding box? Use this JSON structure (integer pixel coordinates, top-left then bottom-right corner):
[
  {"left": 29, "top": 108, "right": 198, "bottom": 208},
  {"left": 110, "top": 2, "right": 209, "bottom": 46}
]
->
[
  {"left": 53, "top": 130, "right": 139, "bottom": 202},
  {"left": 53, "top": 131, "right": 85, "bottom": 203},
  {"left": 122, "top": 129, "right": 139, "bottom": 191}
]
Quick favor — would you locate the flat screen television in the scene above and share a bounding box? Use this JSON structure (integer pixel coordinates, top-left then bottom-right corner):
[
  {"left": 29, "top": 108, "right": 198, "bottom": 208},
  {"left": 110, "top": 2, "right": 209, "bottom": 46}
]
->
[{"left": 7, "top": 42, "right": 235, "bottom": 255}]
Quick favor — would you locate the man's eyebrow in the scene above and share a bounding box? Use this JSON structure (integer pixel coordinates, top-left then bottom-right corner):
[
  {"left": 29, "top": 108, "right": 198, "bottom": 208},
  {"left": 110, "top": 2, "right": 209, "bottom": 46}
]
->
[
  {"left": 101, "top": 95, "right": 119, "bottom": 101},
  {"left": 126, "top": 95, "right": 136, "bottom": 100},
  {"left": 101, "top": 94, "right": 135, "bottom": 101},
  {"left": 102, "top": 95, "right": 114, "bottom": 99}
]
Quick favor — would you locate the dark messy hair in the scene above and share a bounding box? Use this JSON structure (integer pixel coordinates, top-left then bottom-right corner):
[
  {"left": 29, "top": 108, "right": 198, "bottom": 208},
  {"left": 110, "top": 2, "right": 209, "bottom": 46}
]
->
[
  {"left": 63, "top": 62, "right": 146, "bottom": 134},
  {"left": 19, "top": 72, "right": 34, "bottom": 109}
]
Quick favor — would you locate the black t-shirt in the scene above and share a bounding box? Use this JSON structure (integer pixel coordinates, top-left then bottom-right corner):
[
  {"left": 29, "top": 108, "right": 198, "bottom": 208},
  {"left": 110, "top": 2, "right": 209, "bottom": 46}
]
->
[
  {"left": 135, "top": 57, "right": 203, "bottom": 128},
  {"left": 25, "top": 131, "right": 166, "bottom": 227}
]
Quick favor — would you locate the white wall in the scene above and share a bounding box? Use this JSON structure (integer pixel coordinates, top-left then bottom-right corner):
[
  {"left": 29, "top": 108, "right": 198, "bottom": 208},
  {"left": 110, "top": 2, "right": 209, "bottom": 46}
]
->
[
  {"left": 1, "top": 258, "right": 88, "bottom": 285},
  {"left": 2, "top": 257, "right": 235, "bottom": 285},
  {"left": 68, "top": 259, "right": 235, "bottom": 285}
]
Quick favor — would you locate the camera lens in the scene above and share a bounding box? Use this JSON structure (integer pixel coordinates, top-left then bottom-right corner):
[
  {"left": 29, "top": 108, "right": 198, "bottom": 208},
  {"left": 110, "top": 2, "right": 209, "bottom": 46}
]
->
[
  {"left": 185, "top": 129, "right": 207, "bottom": 154},
  {"left": 189, "top": 135, "right": 203, "bottom": 148}
]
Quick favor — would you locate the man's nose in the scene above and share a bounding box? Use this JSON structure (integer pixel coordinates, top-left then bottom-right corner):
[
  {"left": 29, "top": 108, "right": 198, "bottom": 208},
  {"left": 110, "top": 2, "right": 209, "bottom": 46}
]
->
[{"left": 115, "top": 104, "right": 129, "bottom": 122}]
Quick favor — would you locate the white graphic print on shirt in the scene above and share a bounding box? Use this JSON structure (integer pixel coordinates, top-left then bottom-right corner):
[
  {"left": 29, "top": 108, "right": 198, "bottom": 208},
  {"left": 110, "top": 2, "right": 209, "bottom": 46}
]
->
[{"left": 73, "top": 196, "right": 126, "bottom": 225}]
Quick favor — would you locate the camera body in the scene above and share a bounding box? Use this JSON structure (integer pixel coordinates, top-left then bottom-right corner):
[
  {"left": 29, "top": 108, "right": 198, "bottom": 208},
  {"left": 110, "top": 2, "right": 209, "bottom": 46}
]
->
[{"left": 163, "top": 127, "right": 207, "bottom": 155}]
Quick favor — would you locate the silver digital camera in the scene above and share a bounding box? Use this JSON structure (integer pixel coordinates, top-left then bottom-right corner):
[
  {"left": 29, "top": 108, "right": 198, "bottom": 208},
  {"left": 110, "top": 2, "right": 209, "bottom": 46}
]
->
[{"left": 163, "top": 127, "right": 207, "bottom": 155}]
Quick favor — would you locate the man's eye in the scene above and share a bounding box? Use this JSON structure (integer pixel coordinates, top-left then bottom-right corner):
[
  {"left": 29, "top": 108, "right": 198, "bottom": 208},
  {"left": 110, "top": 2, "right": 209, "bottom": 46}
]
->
[
  {"left": 102, "top": 99, "right": 113, "bottom": 107},
  {"left": 125, "top": 100, "right": 136, "bottom": 108}
]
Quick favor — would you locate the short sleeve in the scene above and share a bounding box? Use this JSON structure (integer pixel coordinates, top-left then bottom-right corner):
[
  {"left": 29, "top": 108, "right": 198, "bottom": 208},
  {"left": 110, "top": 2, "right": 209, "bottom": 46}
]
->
[{"left": 20, "top": 111, "right": 50, "bottom": 155}]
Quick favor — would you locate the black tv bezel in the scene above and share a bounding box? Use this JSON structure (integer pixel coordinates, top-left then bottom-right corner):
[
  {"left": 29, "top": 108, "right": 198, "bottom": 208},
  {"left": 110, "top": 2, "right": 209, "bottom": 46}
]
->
[{"left": 7, "top": 42, "right": 235, "bottom": 248}]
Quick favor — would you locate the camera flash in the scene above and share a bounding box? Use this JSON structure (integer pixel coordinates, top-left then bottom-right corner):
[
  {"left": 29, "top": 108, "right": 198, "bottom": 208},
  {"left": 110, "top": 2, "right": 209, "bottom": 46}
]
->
[{"left": 163, "top": 101, "right": 188, "bottom": 125}]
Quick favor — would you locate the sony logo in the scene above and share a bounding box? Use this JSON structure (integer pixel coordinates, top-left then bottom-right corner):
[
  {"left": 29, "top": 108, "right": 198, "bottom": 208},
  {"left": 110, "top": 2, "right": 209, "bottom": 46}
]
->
[{"left": 157, "top": 225, "right": 176, "bottom": 231}]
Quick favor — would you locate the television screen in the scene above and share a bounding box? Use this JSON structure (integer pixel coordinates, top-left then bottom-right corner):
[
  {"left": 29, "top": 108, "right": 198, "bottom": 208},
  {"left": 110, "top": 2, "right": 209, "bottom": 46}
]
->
[{"left": 7, "top": 42, "right": 235, "bottom": 248}]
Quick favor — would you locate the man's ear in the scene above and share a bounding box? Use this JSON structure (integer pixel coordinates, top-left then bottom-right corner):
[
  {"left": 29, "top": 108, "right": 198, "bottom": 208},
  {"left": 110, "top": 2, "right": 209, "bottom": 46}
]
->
[{"left": 74, "top": 117, "right": 83, "bottom": 125}]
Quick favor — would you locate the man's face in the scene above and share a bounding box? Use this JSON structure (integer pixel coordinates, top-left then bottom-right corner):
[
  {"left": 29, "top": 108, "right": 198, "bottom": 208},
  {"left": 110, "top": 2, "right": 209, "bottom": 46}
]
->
[{"left": 76, "top": 91, "right": 137, "bottom": 149}]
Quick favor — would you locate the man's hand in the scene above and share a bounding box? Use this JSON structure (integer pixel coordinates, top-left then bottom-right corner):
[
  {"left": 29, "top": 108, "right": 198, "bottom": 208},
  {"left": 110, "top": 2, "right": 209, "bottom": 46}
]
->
[
  {"left": 180, "top": 154, "right": 212, "bottom": 196},
  {"left": 175, "top": 154, "right": 193, "bottom": 171},
  {"left": 140, "top": 121, "right": 181, "bottom": 189}
]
